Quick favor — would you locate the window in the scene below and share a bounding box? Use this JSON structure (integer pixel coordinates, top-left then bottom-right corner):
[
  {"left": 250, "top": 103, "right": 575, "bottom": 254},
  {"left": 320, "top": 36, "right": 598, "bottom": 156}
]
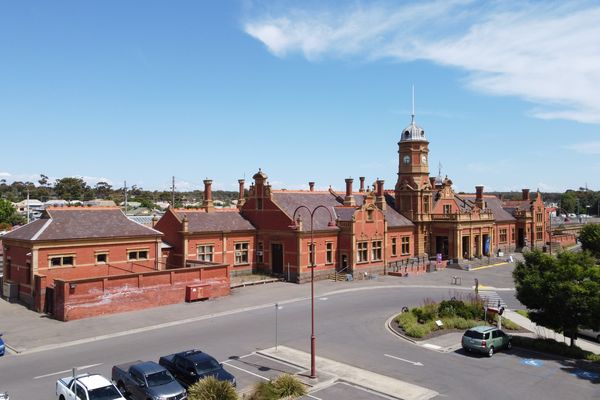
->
[
  {"left": 536, "top": 226, "right": 543, "bottom": 240},
  {"left": 50, "top": 255, "right": 74, "bottom": 267},
  {"left": 367, "top": 209, "right": 374, "bottom": 221},
  {"left": 308, "top": 242, "right": 315, "bottom": 266},
  {"left": 391, "top": 237, "right": 397, "bottom": 256},
  {"left": 128, "top": 250, "right": 148, "bottom": 260},
  {"left": 424, "top": 196, "right": 430, "bottom": 213},
  {"left": 257, "top": 198, "right": 263, "bottom": 210},
  {"left": 443, "top": 204, "right": 452, "bottom": 214},
  {"left": 326, "top": 242, "right": 333, "bottom": 264},
  {"left": 235, "top": 242, "right": 249, "bottom": 265},
  {"left": 499, "top": 229, "right": 507, "bottom": 243},
  {"left": 371, "top": 240, "right": 382, "bottom": 261},
  {"left": 197, "top": 245, "right": 214, "bottom": 262},
  {"left": 257, "top": 242, "right": 264, "bottom": 264},
  {"left": 536, "top": 213, "right": 543, "bottom": 223},
  {"left": 75, "top": 384, "right": 86, "bottom": 400},
  {"left": 401, "top": 237, "right": 410, "bottom": 255},
  {"left": 357, "top": 241, "right": 368, "bottom": 263},
  {"left": 96, "top": 253, "right": 108, "bottom": 264},
  {"left": 511, "top": 228, "right": 515, "bottom": 241},
  {"left": 25, "top": 262, "right": 31, "bottom": 284}
]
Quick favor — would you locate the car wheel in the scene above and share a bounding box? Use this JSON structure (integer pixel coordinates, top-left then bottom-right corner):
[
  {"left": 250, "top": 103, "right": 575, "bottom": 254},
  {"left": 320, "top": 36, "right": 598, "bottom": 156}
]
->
[
  {"left": 488, "top": 346, "right": 494, "bottom": 357},
  {"left": 117, "top": 382, "right": 127, "bottom": 396},
  {"left": 507, "top": 341, "right": 512, "bottom": 350}
]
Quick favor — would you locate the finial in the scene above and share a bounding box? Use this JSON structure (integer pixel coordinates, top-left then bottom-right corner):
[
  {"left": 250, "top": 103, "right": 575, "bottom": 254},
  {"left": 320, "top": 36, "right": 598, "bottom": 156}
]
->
[{"left": 411, "top": 84, "right": 415, "bottom": 124}]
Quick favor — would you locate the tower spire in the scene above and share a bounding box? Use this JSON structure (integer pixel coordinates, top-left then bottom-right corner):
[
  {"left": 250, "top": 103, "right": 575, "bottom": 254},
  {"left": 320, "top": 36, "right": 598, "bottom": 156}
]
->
[{"left": 411, "top": 84, "right": 415, "bottom": 124}]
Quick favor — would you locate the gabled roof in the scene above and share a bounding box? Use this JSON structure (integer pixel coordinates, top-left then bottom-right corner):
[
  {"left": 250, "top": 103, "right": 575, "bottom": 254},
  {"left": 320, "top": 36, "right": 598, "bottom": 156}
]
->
[
  {"left": 271, "top": 192, "right": 339, "bottom": 232},
  {"left": 459, "top": 195, "right": 516, "bottom": 222},
  {"left": 172, "top": 209, "right": 256, "bottom": 233},
  {"left": 3, "top": 207, "right": 162, "bottom": 241}
]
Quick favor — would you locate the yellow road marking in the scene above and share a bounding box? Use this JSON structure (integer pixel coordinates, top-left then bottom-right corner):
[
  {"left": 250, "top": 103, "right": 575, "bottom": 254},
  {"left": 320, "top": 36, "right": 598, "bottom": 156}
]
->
[{"left": 470, "top": 262, "right": 509, "bottom": 271}]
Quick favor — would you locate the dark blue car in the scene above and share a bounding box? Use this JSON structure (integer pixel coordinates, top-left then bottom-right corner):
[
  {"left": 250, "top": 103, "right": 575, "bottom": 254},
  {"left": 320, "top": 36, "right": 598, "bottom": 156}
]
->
[
  {"left": 0, "top": 333, "right": 5, "bottom": 356},
  {"left": 159, "top": 350, "right": 235, "bottom": 388}
]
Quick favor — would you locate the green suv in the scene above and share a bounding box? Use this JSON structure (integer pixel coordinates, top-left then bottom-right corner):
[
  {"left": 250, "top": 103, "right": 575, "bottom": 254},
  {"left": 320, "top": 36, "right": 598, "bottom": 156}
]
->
[{"left": 462, "top": 326, "right": 512, "bottom": 357}]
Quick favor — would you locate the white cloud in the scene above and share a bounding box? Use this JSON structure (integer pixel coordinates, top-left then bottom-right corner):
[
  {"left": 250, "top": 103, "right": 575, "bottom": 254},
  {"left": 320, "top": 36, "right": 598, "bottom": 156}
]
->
[
  {"left": 244, "top": 1, "right": 600, "bottom": 124},
  {"left": 567, "top": 141, "right": 600, "bottom": 154},
  {"left": 0, "top": 172, "right": 11, "bottom": 178}
]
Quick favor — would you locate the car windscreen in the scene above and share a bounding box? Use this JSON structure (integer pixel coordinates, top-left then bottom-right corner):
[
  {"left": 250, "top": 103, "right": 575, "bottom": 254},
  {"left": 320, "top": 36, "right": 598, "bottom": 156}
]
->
[
  {"left": 146, "top": 370, "right": 175, "bottom": 387},
  {"left": 195, "top": 358, "right": 221, "bottom": 374},
  {"left": 88, "top": 385, "right": 122, "bottom": 400},
  {"left": 464, "top": 330, "right": 484, "bottom": 339}
]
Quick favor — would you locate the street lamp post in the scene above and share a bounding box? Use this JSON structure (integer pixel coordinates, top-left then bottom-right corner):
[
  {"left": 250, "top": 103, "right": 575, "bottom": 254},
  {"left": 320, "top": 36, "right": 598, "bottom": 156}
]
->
[{"left": 291, "top": 205, "right": 336, "bottom": 379}]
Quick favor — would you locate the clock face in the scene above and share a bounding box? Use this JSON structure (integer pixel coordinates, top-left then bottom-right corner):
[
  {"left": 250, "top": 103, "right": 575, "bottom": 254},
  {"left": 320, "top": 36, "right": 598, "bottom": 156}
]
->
[
  {"left": 403, "top": 155, "right": 410, "bottom": 164},
  {"left": 422, "top": 155, "right": 427, "bottom": 164}
]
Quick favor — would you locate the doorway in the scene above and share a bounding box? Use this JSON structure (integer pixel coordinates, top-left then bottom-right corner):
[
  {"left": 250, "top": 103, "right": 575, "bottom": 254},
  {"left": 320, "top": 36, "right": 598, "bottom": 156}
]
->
[
  {"left": 435, "top": 236, "right": 449, "bottom": 259},
  {"left": 271, "top": 243, "right": 283, "bottom": 274},
  {"left": 518, "top": 228, "right": 525, "bottom": 248},
  {"left": 462, "top": 236, "right": 470, "bottom": 259},
  {"left": 44, "top": 287, "right": 54, "bottom": 315}
]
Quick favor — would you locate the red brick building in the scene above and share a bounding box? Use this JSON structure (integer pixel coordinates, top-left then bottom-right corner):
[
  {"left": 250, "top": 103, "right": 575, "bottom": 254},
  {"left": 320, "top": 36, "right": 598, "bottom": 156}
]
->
[
  {"left": 1, "top": 207, "right": 230, "bottom": 320},
  {"left": 155, "top": 180, "right": 257, "bottom": 277}
]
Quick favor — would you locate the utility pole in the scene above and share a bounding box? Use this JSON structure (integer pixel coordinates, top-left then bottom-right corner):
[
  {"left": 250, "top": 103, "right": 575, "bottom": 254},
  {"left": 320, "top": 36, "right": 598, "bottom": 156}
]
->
[
  {"left": 26, "top": 187, "right": 30, "bottom": 224},
  {"left": 171, "top": 176, "right": 176, "bottom": 207},
  {"left": 124, "top": 180, "right": 128, "bottom": 215}
]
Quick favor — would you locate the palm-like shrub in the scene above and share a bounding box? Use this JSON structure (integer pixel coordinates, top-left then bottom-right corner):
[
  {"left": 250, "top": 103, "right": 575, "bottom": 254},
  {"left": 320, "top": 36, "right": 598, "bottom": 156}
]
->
[
  {"left": 272, "top": 374, "right": 306, "bottom": 398},
  {"left": 188, "top": 376, "right": 238, "bottom": 400}
]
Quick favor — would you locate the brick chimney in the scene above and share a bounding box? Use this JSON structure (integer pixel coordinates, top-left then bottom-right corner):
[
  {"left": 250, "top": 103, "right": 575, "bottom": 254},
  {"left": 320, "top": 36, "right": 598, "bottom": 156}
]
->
[
  {"left": 429, "top": 177, "right": 436, "bottom": 188},
  {"left": 203, "top": 179, "right": 214, "bottom": 210},
  {"left": 375, "top": 180, "right": 386, "bottom": 211},
  {"left": 475, "top": 185, "right": 484, "bottom": 209},
  {"left": 522, "top": 188, "right": 530, "bottom": 201},
  {"left": 151, "top": 214, "right": 158, "bottom": 228},
  {"left": 237, "top": 179, "right": 246, "bottom": 208},
  {"left": 359, "top": 177, "right": 365, "bottom": 193},
  {"left": 344, "top": 178, "right": 356, "bottom": 206},
  {"left": 182, "top": 214, "right": 188, "bottom": 232},
  {"left": 309, "top": 182, "right": 315, "bottom": 192}
]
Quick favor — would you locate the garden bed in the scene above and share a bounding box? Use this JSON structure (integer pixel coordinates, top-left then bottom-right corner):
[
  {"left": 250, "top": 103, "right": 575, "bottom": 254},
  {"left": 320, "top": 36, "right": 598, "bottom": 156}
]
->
[{"left": 392, "top": 296, "right": 526, "bottom": 341}]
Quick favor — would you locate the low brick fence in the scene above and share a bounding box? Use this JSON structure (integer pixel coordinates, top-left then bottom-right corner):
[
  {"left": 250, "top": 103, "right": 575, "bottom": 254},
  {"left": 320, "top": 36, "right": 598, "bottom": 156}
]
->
[{"left": 45, "top": 264, "right": 229, "bottom": 321}]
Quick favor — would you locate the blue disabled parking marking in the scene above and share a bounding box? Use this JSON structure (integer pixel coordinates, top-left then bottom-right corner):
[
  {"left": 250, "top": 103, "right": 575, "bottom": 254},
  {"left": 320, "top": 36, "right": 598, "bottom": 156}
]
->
[
  {"left": 571, "top": 370, "right": 600, "bottom": 381},
  {"left": 521, "top": 359, "right": 544, "bottom": 367}
]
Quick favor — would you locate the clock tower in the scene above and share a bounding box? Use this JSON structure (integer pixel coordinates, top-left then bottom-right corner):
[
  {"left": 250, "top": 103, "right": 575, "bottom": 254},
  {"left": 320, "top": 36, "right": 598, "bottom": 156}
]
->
[{"left": 394, "top": 96, "right": 432, "bottom": 256}]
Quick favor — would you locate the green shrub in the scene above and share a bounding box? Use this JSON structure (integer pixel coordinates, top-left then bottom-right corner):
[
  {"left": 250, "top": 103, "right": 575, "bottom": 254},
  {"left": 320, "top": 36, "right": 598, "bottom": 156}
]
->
[
  {"left": 272, "top": 374, "right": 306, "bottom": 398},
  {"left": 404, "top": 322, "right": 431, "bottom": 338},
  {"left": 246, "top": 375, "right": 306, "bottom": 400},
  {"left": 412, "top": 303, "right": 438, "bottom": 323},
  {"left": 395, "top": 311, "right": 417, "bottom": 327},
  {"left": 495, "top": 316, "right": 520, "bottom": 330},
  {"left": 515, "top": 309, "right": 529, "bottom": 318},
  {"left": 188, "top": 376, "right": 238, "bottom": 400}
]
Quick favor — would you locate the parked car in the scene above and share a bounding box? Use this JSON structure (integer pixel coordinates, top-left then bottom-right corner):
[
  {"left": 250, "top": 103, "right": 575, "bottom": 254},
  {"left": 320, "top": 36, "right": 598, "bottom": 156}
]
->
[
  {"left": 462, "top": 326, "right": 512, "bottom": 357},
  {"left": 112, "top": 360, "right": 187, "bottom": 400},
  {"left": 159, "top": 350, "right": 235, "bottom": 388},
  {"left": 0, "top": 333, "right": 5, "bottom": 356},
  {"left": 578, "top": 327, "right": 600, "bottom": 342},
  {"left": 56, "top": 373, "right": 125, "bottom": 400}
]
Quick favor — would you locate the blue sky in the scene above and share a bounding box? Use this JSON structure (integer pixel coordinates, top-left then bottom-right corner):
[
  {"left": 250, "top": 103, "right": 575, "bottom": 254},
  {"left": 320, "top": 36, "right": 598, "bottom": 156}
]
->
[{"left": 1, "top": 1, "right": 599, "bottom": 193}]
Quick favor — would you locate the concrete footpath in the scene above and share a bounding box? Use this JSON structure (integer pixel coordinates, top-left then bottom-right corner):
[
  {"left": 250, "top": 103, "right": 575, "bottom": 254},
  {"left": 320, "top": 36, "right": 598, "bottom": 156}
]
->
[{"left": 504, "top": 310, "right": 600, "bottom": 354}]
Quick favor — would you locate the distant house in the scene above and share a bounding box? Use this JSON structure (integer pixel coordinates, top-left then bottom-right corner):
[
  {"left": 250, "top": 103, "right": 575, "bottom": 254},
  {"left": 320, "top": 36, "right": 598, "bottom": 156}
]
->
[
  {"left": 83, "top": 199, "right": 117, "bottom": 207},
  {"left": 44, "top": 199, "right": 69, "bottom": 208}
]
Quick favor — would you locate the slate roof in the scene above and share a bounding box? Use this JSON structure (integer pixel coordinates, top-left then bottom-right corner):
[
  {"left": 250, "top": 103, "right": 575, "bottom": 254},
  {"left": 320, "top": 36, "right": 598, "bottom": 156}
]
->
[
  {"left": 459, "top": 195, "right": 516, "bottom": 222},
  {"left": 271, "top": 192, "right": 340, "bottom": 231},
  {"left": 382, "top": 193, "right": 416, "bottom": 228},
  {"left": 272, "top": 191, "right": 413, "bottom": 231},
  {"left": 173, "top": 209, "right": 256, "bottom": 233},
  {"left": 3, "top": 208, "right": 162, "bottom": 241}
]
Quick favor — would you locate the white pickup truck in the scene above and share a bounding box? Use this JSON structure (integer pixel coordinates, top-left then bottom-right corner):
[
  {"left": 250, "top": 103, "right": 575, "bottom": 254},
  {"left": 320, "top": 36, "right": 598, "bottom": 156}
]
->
[{"left": 56, "top": 373, "right": 125, "bottom": 400}]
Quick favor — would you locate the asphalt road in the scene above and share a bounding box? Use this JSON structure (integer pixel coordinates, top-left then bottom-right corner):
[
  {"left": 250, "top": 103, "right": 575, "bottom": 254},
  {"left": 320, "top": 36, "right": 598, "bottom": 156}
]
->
[{"left": 0, "top": 285, "right": 598, "bottom": 399}]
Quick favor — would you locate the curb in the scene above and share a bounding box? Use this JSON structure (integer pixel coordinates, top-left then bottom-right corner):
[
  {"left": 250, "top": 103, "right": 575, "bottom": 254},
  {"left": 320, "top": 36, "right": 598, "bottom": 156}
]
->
[{"left": 385, "top": 313, "right": 418, "bottom": 344}]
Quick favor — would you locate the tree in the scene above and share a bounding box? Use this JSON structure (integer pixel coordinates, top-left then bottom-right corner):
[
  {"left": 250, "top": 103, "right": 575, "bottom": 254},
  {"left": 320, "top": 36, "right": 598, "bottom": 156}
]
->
[
  {"left": 560, "top": 191, "right": 577, "bottom": 214},
  {"left": 187, "top": 376, "right": 238, "bottom": 400},
  {"left": 579, "top": 224, "right": 600, "bottom": 259},
  {"left": 54, "top": 177, "right": 89, "bottom": 201},
  {"left": 94, "top": 181, "right": 112, "bottom": 199},
  {"left": 0, "top": 198, "right": 25, "bottom": 226},
  {"left": 513, "top": 250, "right": 600, "bottom": 346}
]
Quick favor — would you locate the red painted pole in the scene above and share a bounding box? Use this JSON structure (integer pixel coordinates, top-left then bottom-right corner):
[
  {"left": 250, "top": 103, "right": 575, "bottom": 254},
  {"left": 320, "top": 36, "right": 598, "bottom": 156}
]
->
[{"left": 310, "top": 213, "right": 316, "bottom": 378}]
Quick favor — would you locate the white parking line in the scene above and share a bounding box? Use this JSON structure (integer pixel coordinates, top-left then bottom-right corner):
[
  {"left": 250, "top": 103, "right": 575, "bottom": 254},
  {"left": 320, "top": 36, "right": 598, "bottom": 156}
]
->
[
  {"left": 221, "top": 361, "right": 271, "bottom": 381},
  {"left": 34, "top": 363, "right": 103, "bottom": 380}
]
